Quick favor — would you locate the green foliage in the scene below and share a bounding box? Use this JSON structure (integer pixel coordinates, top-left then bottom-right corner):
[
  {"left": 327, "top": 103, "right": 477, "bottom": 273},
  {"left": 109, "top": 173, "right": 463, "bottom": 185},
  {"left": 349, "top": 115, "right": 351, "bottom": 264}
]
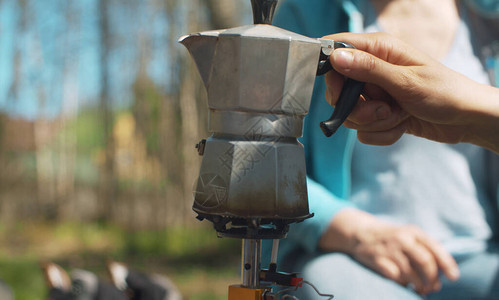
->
[
  {"left": 132, "top": 76, "right": 163, "bottom": 155},
  {"left": 0, "top": 259, "right": 46, "bottom": 300},
  {"left": 123, "top": 226, "right": 239, "bottom": 258},
  {"left": 71, "top": 107, "right": 107, "bottom": 153},
  {"left": 0, "top": 222, "right": 240, "bottom": 299},
  {"left": 58, "top": 106, "right": 118, "bottom": 185},
  {"left": 52, "top": 222, "right": 124, "bottom": 251},
  {"left": 189, "top": 294, "right": 226, "bottom": 300}
]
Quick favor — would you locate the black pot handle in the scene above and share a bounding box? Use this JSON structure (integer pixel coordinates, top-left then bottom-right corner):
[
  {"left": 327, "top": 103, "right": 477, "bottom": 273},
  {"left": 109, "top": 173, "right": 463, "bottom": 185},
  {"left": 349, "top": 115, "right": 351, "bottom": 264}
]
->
[{"left": 317, "top": 41, "right": 365, "bottom": 137}]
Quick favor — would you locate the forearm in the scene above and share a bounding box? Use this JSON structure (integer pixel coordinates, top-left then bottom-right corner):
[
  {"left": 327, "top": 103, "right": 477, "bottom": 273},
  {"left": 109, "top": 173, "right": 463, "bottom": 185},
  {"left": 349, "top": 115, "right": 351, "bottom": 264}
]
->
[{"left": 463, "top": 84, "right": 499, "bottom": 154}]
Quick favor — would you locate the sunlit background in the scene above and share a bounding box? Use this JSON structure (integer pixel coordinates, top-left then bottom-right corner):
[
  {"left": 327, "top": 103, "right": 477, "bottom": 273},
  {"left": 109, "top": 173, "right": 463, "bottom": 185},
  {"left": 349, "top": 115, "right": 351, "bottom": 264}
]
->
[{"left": 0, "top": 0, "right": 254, "bottom": 298}]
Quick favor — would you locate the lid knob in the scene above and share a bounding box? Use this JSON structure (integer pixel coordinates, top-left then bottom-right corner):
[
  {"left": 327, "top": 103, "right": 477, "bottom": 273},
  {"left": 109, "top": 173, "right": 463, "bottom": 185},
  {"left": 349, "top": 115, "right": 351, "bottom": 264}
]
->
[{"left": 251, "top": 0, "right": 278, "bottom": 25}]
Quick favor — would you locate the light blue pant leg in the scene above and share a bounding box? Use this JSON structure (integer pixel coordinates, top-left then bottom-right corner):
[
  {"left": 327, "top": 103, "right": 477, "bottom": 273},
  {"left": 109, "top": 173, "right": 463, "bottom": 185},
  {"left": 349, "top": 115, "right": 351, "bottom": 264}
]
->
[
  {"left": 427, "top": 249, "right": 499, "bottom": 300},
  {"left": 292, "top": 253, "right": 423, "bottom": 300}
]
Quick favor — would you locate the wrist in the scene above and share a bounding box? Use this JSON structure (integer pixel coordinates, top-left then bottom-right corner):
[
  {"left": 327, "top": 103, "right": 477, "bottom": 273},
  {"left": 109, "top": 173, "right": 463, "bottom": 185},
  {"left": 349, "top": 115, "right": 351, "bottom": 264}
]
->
[
  {"left": 318, "top": 208, "right": 378, "bottom": 253},
  {"left": 462, "top": 84, "right": 499, "bottom": 153}
]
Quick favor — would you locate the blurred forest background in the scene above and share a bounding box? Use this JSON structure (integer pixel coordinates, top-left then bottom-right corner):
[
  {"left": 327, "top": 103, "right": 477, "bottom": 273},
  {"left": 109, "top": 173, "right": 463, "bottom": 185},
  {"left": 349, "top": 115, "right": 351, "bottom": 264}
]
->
[{"left": 0, "top": 0, "right": 254, "bottom": 298}]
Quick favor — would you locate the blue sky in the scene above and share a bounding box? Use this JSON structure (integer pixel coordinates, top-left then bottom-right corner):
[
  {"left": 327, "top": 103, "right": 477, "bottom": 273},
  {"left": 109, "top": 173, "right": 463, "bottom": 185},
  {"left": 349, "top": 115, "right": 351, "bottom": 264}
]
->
[
  {"left": 0, "top": 0, "right": 101, "bottom": 119},
  {"left": 0, "top": 0, "right": 181, "bottom": 120},
  {"left": 0, "top": 0, "right": 251, "bottom": 120}
]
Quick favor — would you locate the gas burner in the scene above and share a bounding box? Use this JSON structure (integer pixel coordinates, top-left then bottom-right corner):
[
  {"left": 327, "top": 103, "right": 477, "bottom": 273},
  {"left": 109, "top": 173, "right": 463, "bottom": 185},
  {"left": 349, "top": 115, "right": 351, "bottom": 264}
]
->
[{"left": 195, "top": 213, "right": 313, "bottom": 239}]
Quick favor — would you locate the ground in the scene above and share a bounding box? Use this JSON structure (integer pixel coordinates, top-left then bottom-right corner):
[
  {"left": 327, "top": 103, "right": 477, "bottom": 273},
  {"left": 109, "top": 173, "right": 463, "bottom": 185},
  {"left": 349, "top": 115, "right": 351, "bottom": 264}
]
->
[{"left": 0, "top": 222, "right": 241, "bottom": 300}]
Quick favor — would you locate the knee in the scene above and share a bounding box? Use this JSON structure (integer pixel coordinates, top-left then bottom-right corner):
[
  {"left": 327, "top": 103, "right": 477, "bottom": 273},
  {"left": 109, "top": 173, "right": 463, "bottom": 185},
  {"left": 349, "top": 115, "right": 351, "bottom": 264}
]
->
[
  {"left": 297, "top": 253, "right": 422, "bottom": 300},
  {"left": 301, "top": 253, "right": 361, "bottom": 280}
]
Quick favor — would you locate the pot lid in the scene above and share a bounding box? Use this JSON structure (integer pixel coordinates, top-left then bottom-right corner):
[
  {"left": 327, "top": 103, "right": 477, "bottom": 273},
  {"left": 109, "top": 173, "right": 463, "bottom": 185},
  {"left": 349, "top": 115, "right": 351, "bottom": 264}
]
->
[{"left": 196, "top": 24, "right": 320, "bottom": 44}]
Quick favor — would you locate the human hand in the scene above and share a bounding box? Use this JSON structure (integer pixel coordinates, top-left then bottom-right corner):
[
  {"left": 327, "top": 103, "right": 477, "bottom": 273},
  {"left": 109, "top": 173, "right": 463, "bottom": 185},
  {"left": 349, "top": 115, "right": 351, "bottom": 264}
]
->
[
  {"left": 318, "top": 209, "right": 460, "bottom": 295},
  {"left": 324, "top": 32, "right": 499, "bottom": 152}
]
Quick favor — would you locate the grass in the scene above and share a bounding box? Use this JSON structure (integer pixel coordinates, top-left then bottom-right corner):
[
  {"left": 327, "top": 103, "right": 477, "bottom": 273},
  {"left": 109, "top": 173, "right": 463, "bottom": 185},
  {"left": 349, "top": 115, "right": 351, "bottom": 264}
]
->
[
  {"left": 0, "top": 259, "right": 46, "bottom": 300},
  {"left": 0, "top": 221, "right": 241, "bottom": 300}
]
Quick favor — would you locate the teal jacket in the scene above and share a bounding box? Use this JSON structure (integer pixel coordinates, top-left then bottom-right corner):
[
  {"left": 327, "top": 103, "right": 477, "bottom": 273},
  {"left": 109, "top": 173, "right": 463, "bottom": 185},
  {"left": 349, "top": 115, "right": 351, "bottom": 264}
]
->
[{"left": 264, "top": 0, "right": 499, "bottom": 266}]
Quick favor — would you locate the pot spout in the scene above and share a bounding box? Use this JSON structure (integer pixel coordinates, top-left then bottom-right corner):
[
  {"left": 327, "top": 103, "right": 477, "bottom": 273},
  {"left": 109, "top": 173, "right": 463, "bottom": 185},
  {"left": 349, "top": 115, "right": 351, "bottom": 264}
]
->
[{"left": 178, "top": 31, "right": 219, "bottom": 88}]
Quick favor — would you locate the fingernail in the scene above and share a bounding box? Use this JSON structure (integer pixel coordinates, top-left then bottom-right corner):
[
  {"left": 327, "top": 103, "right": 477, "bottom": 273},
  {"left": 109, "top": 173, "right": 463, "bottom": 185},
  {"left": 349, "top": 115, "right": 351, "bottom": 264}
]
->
[
  {"left": 376, "top": 105, "right": 391, "bottom": 120},
  {"left": 333, "top": 49, "right": 354, "bottom": 70}
]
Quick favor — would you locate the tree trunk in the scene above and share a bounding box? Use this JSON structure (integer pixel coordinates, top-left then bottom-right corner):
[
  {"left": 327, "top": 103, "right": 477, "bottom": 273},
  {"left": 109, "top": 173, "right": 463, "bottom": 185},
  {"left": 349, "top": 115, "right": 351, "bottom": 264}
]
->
[
  {"left": 204, "top": 0, "right": 239, "bottom": 29},
  {"left": 57, "top": 0, "right": 79, "bottom": 220},
  {"left": 177, "top": 0, "right": 205, "bottom": 225},
  {"left": 162, "top": 0, "right": 185, "bottom": 226},
  {"left": 98, "top": 0, "right": 116, "bottom": 222}
]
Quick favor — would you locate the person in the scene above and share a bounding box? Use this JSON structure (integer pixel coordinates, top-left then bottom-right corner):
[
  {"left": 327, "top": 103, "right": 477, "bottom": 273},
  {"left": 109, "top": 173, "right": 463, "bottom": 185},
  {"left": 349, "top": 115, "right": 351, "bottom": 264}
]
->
[
  {"left": 325, "top": 32, "right": 499, "bottom": 154},
  {"left": 263, "top": 0, "right": 499, "bottom": 299}
]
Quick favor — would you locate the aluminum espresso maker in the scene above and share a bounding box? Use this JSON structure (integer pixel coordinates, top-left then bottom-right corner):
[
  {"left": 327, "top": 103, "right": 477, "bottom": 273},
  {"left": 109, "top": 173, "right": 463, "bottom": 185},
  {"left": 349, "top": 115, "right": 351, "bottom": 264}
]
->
[{"left": 180, "top": 0, "right": 364, "bottom": 298}]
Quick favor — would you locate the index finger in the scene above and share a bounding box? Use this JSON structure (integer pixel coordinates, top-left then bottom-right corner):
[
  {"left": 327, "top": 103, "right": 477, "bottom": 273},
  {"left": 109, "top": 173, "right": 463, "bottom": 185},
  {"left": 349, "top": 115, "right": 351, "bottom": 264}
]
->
[{"left": 323, "top": 32, "right": 428, "bottom": 66}]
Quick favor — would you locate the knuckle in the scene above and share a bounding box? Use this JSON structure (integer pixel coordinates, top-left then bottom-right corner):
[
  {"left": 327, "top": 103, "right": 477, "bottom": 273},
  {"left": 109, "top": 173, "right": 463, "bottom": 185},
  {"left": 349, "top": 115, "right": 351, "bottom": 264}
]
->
[
  {"left": 397, "top": 69, "right": 415, "bottom": 90},
  {"left": 405, "top": 225, "right": 422, "bottom": 235},
  {"left": 414, "top": 254, "right": 437, "bottom": 276},
  {"left": 376, "top": 262, "right": 399, "bottom": 279},
  {"left": 357, "top": 132, "right": 378, "bottom": 145},
  {"left": 391, "top": 125, "right": 406, "bottom": 142},
  {"left": 398, "top": 68, "right": 427, "bottom": 98},
  {"left": 417, "top": 254, "right": 434, "bottom": 267},
  {"left": 363, "top": 54, "right": 378, "bottom": 72},
  {"left": 396, "top": 234, "right": 410, "bottom": 247}
]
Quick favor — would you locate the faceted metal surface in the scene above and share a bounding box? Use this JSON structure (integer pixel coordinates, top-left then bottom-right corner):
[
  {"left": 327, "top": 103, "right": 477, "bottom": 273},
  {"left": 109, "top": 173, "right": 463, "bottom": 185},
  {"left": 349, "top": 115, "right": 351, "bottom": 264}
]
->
[
  {"left": 180, "top": 24, "right": 327, "bottom": 229},
  {"left": 193, "top": 137, "right": 309, "bottom": 220},
  {"left": 180, "top": 25, "right": 321, "bottom": 115},
  {"left": 209, "top": 110, "right": 304, "bottom": 138}
]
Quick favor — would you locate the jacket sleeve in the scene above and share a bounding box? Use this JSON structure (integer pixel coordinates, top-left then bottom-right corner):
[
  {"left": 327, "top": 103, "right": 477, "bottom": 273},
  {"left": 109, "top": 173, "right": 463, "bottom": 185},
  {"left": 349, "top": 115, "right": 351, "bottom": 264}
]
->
[
  {"left": 273, "top": 0, "right": 357, "bottom": 254},
  {"left": 285, "top": 177, "right": 355, "bottom": 254},
  {"left": 274, "top": 0, "right": 348, "bottom": 37}
]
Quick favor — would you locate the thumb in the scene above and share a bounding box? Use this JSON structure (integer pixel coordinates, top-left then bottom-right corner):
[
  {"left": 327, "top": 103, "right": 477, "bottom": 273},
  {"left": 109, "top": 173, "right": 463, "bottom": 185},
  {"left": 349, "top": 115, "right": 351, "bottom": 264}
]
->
[{"left": 331, "top": 48, "right": 406, "bottom": 91}]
